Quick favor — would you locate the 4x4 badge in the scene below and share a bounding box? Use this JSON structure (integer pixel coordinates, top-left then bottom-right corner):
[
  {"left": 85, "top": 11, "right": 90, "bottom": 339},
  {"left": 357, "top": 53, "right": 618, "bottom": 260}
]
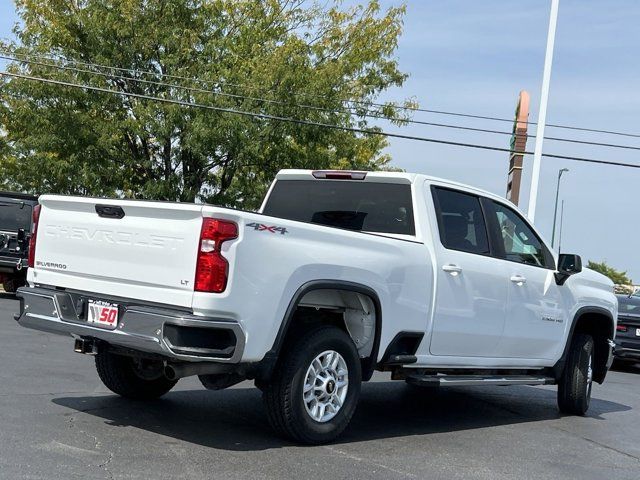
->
[{"left": 246, "top": 222, "right": 288, "bottom": 235}]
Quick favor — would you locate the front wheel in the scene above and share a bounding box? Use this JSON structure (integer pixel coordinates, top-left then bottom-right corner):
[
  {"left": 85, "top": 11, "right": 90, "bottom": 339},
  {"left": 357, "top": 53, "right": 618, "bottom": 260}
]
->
[
  {"left": 558, "top": 333, "right": 594, "bottom": 415},
  {"left": 263, "top": 326, "right": 362, "bottom": 444},
  {"left": 95, "top": 351, "right": 177, "bottom": 400}
]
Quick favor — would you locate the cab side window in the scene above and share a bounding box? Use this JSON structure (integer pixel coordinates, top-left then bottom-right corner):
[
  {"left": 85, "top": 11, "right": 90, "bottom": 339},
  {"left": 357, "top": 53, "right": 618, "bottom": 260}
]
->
[
  {"left": 491, "top": 201, "right": 553, "bottom": 269},
  {"left": 433, "top": 188, "right": 490, "bottom": 255}
]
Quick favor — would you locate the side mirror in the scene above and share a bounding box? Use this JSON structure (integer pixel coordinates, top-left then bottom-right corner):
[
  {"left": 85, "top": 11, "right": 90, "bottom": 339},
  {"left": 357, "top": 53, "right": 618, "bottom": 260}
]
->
[{"left": 555, "top": 253, "right": 582, "bottom": 285}]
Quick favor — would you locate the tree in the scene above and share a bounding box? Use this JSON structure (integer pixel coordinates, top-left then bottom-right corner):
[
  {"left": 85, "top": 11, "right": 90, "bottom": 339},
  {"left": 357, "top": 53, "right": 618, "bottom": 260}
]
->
[
  {"left": 0, "top": 0, "right": 412, "bottom": 209},
  {"left": 587, "top": 260, "right": 632, "bottom": 285}
]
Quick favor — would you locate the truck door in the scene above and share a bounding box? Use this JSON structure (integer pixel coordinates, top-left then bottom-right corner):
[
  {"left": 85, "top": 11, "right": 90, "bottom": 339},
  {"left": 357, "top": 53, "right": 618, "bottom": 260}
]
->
[
  {"left": 485, "top": 200, "right": 567, "bottom": 360},
  {"left": 427, "top": 186, "right": 509, "bottom": 357}
]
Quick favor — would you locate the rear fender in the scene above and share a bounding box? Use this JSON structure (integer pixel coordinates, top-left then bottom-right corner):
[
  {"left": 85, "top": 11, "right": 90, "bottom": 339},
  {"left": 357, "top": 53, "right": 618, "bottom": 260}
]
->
[{"left": 258, "top": 280, "right": 382, "bottom": 382}]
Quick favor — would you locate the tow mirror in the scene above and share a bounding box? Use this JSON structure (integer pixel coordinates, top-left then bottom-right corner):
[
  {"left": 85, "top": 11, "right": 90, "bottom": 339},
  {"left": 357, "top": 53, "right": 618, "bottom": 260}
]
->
[{"left": 555, "top": 253, "right": 582, "bottom": 285}]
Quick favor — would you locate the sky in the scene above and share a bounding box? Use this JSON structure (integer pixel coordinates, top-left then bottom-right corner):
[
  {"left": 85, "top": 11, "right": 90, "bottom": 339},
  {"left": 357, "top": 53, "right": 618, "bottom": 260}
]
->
[{"left": 1, "top": 1, "right": 639, "bottom": 279}]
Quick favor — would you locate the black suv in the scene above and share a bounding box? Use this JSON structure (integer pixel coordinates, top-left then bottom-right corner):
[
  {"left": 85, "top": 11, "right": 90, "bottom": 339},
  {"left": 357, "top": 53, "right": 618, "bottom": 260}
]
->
[
  {"left": 0, "top": 192, "right": 38, "bottom": 293},
  {"left": 614, "top": 291, "right": 640, "bottom": 366}
]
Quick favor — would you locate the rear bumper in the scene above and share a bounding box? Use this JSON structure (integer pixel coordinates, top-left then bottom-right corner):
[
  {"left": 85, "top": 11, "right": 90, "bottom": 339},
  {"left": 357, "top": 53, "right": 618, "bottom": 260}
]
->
[
  {"left": 0, "top": 255, "right": 23, "bottom": 273},
  {"left": 613, "top": 329, "right": 640, "bottom": 361},
  {"left": 613, "top": 345, "right": 640, "bottom": 362},
  {"left": 16, "top": 286, "right": 245, "bottom": 363}
]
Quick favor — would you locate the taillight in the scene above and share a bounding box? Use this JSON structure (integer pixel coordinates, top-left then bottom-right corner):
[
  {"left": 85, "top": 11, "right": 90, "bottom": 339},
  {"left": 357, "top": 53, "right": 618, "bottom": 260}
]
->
[
  {"left": 28, "top": 204, "right": 41, "bottom": 268},
  {"left": 194, "top": 218, "right": 238, "bottom": 293},
  {"left": 616, "top": 324, "right": 628, "bottom": 332}
]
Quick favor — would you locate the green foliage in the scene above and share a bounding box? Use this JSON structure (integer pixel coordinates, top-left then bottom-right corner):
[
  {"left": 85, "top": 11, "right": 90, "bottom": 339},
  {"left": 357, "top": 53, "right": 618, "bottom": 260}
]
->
[
  {"left": 587, "top": 260, "right": 632, "bottom": 285},
  {"left": 0, "top": 0, "right": 411, "bottom": 209}
]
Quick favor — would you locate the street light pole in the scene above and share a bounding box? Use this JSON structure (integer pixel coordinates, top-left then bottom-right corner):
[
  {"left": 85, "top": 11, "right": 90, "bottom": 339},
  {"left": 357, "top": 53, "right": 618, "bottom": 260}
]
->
[
  {"left": 527, "top": 0, "right": 560, "bottom": 223},
  {"left": 551, "top": 167, "right": 568, "bottom": 248},
  {"left": 558, "top": 200, "right": 565, "bottom": 253}
]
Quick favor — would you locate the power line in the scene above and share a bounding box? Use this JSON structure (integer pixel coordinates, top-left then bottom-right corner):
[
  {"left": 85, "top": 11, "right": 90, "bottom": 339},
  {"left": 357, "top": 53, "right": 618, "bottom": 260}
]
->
[
  {"left": 0, "top": 52, "right": 502, "bottom": 132},
  {"left": 3, "top": 51, "right": 640, "bottom": 153},
  {"left": 2, "top": 70, "right": 640, "bottom": 171},
  {"left": 1, "top": 49, "right": 378, "bottom": 114},
  {"left": 0, "top": 52, "right": 348, "bottom": 115},
  {"left": 347, "top": 102, "right": 640, "bottom": 140},
  {"left": 0, "top": 71, "right": 519, "bottom": 151},
  {"left": 0, "top": 52, "right": 527, "bottom": 130},
  {"left": 3, "top": 48, "right": 640, "bottom": 140}
]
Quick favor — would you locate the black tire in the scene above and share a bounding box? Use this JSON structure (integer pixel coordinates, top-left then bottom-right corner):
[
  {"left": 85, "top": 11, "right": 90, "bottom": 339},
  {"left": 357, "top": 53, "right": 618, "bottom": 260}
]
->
[
  {"left": 558, "top": 333, "right": 594, "bottom": 415},
  {"left": 263, "top": 325, "right": 362, "bottom": 444},
  {"left": 95, "top": 351, "right": 177, "bottom": 400},
  {"left": 3, "top": 275, "right": 26, "bottom": 293},
  {"left": 2, "top": 277, "right": 17, "bottom": 293}
]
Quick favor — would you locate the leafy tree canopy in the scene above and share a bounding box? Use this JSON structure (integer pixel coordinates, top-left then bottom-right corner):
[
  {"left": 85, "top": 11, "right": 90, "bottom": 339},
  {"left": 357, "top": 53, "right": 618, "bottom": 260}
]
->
[
  {"left": 0, "top": 0, "right": 411, "bottom": 208},
  {"left": 587, "top": 260, "right": 633, "bottom": 285}
]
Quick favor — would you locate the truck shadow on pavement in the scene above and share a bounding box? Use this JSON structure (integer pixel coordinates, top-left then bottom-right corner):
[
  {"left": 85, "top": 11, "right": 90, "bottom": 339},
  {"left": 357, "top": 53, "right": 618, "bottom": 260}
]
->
[{"left": 53, "top": 382, "right": 630, "bottom": 451}]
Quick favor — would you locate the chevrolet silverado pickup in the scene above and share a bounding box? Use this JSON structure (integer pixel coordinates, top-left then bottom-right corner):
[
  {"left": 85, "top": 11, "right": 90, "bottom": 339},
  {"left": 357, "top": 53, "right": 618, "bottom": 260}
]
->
[{"left": 16, "top": 169, "right": 617, "bottom": 444}]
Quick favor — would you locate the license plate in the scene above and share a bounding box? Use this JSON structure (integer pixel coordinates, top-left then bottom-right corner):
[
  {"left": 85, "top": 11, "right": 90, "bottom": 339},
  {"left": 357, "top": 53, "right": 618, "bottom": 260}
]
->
[
  {"left": 87, "top": 300, "right": 119, "bottom": 329},
  {"left": 636, "top": 328, "right": 640, "bottom": 337}
]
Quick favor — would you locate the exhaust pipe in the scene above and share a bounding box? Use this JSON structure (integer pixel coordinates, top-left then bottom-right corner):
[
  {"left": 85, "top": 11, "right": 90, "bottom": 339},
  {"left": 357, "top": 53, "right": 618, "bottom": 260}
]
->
[{"left": 164, "top": 362, "right": 231, "bottom": 381}]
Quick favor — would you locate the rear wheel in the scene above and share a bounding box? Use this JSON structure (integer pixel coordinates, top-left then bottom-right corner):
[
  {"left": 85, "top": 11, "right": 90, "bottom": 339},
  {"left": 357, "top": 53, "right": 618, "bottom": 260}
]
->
[
  {"left": 2, "top": 277, "right": 17, "bottom": 293},
  {"left": 95, "top": 351, "right": 177, "bottom": 400},
  {"left": 558, "top": 333, "right": 594, "bottom": 415},
  {"left": 263, "top": 325, "right": 361, "bottom": 444},
  {"left": 2, "top": 274, "right": 26, "bottom": 293}
]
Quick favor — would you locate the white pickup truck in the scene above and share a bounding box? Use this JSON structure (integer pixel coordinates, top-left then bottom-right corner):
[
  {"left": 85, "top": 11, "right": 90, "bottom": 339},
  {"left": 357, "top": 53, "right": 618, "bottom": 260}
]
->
[{"left": 16, "top": 169, "right": 617, "bottom": 444}]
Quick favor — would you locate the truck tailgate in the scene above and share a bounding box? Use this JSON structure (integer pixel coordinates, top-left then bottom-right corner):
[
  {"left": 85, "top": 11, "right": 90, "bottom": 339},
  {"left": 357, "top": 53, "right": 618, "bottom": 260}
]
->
[{"left": 31, "top": 195, "right": 203, "bottom": 307}]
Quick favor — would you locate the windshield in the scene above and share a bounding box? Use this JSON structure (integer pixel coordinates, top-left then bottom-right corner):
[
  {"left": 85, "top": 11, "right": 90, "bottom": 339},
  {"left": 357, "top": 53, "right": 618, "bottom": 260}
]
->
[
  {"left": 0, "top": 202, "right": 32, "bottom": 232},
  {"left": 263, "top": 180, "right": 415, "bottom": 235}
]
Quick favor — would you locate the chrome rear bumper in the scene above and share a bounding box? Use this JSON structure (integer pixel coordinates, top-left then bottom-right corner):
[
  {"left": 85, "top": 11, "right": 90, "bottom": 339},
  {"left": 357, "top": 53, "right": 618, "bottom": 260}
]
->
[{"left": 16, "top": 286, "right": 245, "bottom": 363}]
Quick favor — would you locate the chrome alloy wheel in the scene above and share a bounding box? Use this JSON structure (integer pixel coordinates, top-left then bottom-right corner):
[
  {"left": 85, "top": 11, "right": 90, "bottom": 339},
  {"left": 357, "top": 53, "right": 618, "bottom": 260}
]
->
[{"left": 303, "top": 350, "right": 349, "bottom": 423}]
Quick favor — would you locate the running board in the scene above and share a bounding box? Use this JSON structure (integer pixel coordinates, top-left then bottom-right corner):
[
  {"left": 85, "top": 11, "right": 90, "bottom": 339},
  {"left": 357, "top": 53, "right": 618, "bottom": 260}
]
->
[{"left": 406, "top": 374, "right": 556, "bottom": 387}]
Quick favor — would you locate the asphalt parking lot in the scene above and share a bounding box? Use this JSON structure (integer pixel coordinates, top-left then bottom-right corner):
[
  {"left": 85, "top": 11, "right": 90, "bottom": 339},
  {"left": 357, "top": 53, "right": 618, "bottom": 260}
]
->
[{"left": 1, "top": 295, "right": 639, "bottom": 480}]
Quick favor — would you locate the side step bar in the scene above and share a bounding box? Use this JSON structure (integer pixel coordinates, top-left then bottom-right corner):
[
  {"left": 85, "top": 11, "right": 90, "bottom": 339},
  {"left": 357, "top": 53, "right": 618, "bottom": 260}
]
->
[{"left": 406, "top": 374, "right": 556, "bottom": 387}]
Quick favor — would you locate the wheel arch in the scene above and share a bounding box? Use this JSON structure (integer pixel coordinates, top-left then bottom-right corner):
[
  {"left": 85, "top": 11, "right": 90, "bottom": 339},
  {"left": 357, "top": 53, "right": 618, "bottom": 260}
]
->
[
  {"left": 258, "top": 280, "right": 383, "bottom": 383},
  {"left": 554, "top": 306, "right": 615, "bottom": 384}
]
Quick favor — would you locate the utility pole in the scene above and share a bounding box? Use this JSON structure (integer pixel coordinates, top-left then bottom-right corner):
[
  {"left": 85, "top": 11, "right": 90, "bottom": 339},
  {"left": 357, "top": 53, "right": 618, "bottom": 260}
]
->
[
  {"left": 551, "top": 167, "right": 568, "bottom": 248},
  {"left": 527, "top": 0, "right": 560, "bottom": 223}
]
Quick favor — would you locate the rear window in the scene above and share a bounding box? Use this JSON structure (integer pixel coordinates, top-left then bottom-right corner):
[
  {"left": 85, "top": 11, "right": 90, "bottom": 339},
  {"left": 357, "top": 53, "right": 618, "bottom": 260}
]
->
[
  {"left": 263, "top": 180, "right": 415, "bottom": 235},
  {"left": 0, "top": 202, "right": 32, "bottom": 232}
]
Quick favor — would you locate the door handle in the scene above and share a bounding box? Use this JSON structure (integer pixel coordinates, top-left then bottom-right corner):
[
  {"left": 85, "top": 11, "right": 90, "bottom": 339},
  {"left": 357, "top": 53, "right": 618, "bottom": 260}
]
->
[
  {"left": 510, "top": 275, "right": 527, "bottom": 285},
  {"left": 442, "top": 264, "right": 463, "bottom": 275}
]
